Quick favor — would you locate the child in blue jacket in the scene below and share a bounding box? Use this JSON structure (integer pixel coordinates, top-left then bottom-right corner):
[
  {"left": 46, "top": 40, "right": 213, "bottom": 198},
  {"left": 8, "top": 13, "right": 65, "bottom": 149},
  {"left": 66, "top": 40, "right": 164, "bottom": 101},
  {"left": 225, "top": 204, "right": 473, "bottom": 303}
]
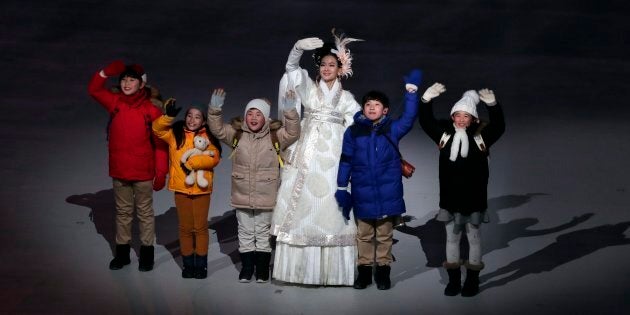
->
[{"left": 335, "top": 69, "right": 421, "bottom": 290}]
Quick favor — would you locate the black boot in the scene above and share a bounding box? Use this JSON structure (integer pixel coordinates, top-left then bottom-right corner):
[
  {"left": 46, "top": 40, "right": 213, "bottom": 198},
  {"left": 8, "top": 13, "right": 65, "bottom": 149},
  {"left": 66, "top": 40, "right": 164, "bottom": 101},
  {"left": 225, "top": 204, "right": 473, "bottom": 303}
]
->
[
  {"left": 353, "top": 265, "right": 373, "bottom": 289},
  {"left": 444, "top": 262, "right": 462, "bottom": 296},
  {"left": 109, "top": 244, "right": 131, "bottom": 270},
  {"left": 181, "top": 255, "right": 194, "bottom": 279},
  {"left": 194, "top": 255, "right": 208, "bottom": 279},
  {"left": 255, "top": 251, "right": 271, "bottom": 283},
  {"left": 238, "top": 252, "right": 255, "bottom": 283},
  {"left": 138, "top": 245, "right": 154, "bottom": 272},
  {"left": 461, "top": 262, "right": 484, "bottom": 297},
  {"left": 375, "top": 265, "right": 391, "bottom": 290}
]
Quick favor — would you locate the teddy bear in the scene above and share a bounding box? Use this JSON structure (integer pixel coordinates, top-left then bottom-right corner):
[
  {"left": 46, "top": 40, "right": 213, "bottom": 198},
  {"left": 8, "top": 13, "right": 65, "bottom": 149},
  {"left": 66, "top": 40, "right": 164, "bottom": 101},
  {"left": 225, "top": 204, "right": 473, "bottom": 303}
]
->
[{"left": 180, "top": 135, "right": 214, "bottom": 188}]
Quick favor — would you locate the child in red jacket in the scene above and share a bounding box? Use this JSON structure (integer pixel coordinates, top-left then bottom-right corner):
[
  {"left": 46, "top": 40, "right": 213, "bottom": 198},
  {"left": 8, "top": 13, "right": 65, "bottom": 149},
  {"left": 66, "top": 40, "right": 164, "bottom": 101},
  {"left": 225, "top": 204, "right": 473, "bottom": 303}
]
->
[{"left": 88, "top": 60, "right": 168, "bottom": 272}]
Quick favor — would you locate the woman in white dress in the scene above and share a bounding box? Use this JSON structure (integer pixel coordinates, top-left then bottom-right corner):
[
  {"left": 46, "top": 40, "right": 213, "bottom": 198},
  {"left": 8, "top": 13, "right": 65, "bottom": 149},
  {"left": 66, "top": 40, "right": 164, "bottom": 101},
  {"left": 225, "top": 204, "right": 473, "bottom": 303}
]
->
[{"left": 271, "top": 30, "right": 362, "bottom": 285}]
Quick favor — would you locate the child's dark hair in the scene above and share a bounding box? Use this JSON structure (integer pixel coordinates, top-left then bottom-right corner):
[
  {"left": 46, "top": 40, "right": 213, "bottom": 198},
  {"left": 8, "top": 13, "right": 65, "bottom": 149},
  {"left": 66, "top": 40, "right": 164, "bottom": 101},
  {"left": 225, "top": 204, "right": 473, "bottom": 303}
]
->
[
  {"left": 172, "top": 108, "right": 223, "bottom": 156},
  {"left": 118, "top": 65, "right": 145, "bottom": 83},
  {"left": 361, "top": 90, "right": 390, "bottom": 108}
]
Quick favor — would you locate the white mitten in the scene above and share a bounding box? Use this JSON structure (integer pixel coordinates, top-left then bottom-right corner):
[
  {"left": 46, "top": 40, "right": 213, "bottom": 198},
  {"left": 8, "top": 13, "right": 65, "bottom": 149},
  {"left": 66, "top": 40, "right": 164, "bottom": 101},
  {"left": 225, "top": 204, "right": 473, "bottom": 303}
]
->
[
  {"left": 421, "top": 83, "right": 446, "bottom": 103},
  {"left": 282, "top": 90, "right": 297, "bottom": 110},
  {"left": 295, "top": 37, "right": 323, "bottom": 51},
  {"left": 478, "top": 88, "right": 497, "bottom": 106},
  {"left": 287, "top": 38, "right": 322, "bottom": 72},
  {"left": 208, "top": 88, "right": 226, "bottom": 109}
]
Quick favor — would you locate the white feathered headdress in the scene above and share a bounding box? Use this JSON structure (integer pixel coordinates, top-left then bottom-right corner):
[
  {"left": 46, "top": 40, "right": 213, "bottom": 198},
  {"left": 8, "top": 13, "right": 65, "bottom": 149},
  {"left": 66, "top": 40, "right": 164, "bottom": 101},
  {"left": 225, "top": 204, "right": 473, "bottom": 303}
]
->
[{"left": 329, "top": 28, "right": 363, "bottom": 78}]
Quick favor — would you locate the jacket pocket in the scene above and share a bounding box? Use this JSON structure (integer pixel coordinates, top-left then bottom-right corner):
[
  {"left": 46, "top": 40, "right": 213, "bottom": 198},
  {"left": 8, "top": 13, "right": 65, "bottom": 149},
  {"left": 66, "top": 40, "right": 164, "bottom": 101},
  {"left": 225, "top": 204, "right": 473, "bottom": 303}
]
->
[
  {"left": 231, "top": 171, "right": 250, "bottom": 206},
  {"left": 254, "top": 168, "right": 280, "bottom": 208}
]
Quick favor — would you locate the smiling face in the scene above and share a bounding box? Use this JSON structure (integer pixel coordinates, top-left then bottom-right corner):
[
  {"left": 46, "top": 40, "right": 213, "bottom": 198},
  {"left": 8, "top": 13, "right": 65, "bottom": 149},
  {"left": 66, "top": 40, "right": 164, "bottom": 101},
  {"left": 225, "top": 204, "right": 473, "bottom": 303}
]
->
[
  {"left": 245, "top": 108, "right": 266, "bottom": 133},
  {"left": 451, "top": 111, "right": 474, "bottom": 128},
  {"left": 185, "top": 108, "right": 205, "bottom": 131},
  {"left": 319, "top": 55, "right": 341, "bottom": 84},
  {"left": 363, "top": 99, "right": 388, "bottom": 122},
  {"left": 119, "top": 76, "right": 145, "bottom": 95}
]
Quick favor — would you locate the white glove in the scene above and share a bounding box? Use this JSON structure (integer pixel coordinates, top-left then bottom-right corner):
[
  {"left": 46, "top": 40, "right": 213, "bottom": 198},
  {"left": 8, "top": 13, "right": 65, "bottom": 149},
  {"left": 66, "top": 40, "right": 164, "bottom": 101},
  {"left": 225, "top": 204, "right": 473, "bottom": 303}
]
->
[
  {"left": 208, "top": 88, "right": 226, "bottom": 109},
  {"left": 282, "top": 90, "right": 297, "bottom": 110},
  {"left": 478, "top": 88, "right": 497, "bottom": 106},
  {"left": 421, "top": 83, "right": 446, "bottom": 102},
  {"left": 295, "top": 37, "right": 323, "bottom": 51}
]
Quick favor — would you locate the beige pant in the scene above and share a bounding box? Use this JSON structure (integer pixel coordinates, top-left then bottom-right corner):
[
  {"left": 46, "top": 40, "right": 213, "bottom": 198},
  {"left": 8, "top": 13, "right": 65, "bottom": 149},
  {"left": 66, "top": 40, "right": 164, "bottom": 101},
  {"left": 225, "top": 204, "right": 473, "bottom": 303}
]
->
[
  {"left": 356, "top": 218, "right": 394, "bottom": 266},
  {"left": 235, "top": 209, "right": 273, "bottom": 253},
  {"left": 112, "top": 179, "right": 155, "bottom": 246}
]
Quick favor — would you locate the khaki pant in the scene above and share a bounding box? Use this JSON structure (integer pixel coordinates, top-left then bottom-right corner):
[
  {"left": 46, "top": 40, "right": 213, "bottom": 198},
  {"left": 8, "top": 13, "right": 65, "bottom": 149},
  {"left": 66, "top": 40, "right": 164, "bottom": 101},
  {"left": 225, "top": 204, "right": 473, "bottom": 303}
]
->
[
  {"left": 174, "top": 193, "right": 210, "bottom": 256},
  {"left": 235, "top": 209, "right": 273, "bottom": 253},
  {"left": 356, "top": 218, "right": 394, "bottom": 266},
  {"left": 112, "top": 179, "right": 155, "bottom": 246}
]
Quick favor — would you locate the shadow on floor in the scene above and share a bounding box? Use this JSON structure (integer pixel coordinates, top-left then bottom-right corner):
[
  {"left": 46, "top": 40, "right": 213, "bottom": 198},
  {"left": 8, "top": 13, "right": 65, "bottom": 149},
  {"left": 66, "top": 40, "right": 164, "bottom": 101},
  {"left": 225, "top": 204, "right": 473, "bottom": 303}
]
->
[
  {"left": 480, "top": 221, "right": 630, "bottom": 293},
  {"left": 394, "top": 193, "right": 595, "bottom": 288}
]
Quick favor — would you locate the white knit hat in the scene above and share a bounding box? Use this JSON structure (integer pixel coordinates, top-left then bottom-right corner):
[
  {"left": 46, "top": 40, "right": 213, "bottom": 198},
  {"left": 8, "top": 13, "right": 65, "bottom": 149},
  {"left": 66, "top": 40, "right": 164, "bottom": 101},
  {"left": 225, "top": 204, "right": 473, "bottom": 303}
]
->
[
  {"left": 244, "top": 98, "right": 271, "bottom": 119},
  {"left": 450, "top": 90, "right": 480, "bottom": 118}
]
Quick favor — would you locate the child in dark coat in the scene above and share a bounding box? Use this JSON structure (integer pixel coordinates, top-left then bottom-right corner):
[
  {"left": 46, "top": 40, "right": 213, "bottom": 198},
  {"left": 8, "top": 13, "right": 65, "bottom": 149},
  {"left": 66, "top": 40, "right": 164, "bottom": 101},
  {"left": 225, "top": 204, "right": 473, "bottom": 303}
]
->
[
  {"left": 418, "top": 83, "right": 505, "bottom": 297},
  {"left": 335, "top": 69, "right": 421, "bottom": 290}
]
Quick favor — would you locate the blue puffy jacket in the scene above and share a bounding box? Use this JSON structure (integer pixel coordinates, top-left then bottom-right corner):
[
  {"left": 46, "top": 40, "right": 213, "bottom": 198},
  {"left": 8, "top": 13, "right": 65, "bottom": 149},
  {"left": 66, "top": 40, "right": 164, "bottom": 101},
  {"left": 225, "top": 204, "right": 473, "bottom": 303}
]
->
[{"left": 337, "top": 91, "right": 418, "bottom": 219}]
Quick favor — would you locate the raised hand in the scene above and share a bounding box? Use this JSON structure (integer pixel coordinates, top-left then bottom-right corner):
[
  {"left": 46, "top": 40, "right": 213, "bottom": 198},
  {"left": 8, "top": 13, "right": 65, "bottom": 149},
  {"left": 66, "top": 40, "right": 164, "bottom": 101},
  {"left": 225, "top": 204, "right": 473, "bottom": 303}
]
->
[
  {"left": 102, "top": 60, "right": 126, "bottom": 77},
  {"left": 404, "top": 69, "right": 423, "bottom": 92},
  {"left": 209, "top": 88, "right": 226, "bottom": 108},
  {"left": 295, "top": 37, "right": 324, "bottom": 51},
  {"left": 421, "top": 82, "right": 446, "bottom": 102},
  {"left": 282, "top": 90, "right": 297, "bottom": 110},
  {"left": 164, "top": 98, "right": 182, "bottom": 117},
  {"left": 478, "top": 88, "right": 497, "bottom": 106}
]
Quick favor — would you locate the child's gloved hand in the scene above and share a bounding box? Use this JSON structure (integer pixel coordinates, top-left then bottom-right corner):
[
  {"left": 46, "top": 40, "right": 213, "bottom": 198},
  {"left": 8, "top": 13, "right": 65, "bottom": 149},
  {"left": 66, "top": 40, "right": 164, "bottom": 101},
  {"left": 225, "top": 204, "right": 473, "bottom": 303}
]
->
[
  {"left": 404, "top": 69, "right": 423, "bottom": 92},
  {"left": 102, "top": 60, "right": 126, "bottom": 77},
  {"left": 294, "top": 37, "right": 324, "bottom": 51},
  {"left": 334, "top": 189, "right": 352, "bottom": 220},
  {"left": 209, "top": 88, "right": 226, "bottom": 109},
  {"left": 282, "top": 90, "right": 297, "bottom": 110},
  {"left": 478, "top": 88, "right": 497, "bottom": 106},
  {"left": 152, "top": 174, "right": 166, "bottom": 191},
  {"left": 165, "top": 98, "right": 182, "bottom": 117},
  {"left": 421, "top": 82, "right": 446, "bottom": 102}
]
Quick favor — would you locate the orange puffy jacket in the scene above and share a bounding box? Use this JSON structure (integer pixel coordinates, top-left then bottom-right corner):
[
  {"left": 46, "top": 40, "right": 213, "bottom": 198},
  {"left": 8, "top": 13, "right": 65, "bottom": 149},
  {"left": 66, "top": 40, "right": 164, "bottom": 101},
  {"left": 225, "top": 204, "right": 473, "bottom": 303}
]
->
[{"left": 152, "top": 115, "right": 220, "bottom": 195}]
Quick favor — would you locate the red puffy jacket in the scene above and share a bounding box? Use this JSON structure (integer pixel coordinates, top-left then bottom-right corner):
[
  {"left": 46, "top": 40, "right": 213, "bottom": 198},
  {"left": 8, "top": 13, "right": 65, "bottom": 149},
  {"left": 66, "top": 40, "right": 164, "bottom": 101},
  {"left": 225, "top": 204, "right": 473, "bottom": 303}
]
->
[{"left": 88, "top": 71, "right": 168, "bottom": 181}]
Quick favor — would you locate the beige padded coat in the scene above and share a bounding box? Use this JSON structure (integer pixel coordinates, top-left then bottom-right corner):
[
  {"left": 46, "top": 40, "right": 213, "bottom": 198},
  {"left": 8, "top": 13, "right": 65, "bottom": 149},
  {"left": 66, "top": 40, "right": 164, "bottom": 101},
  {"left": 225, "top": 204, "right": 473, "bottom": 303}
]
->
[{"left": 207, "top": 107, "right": 300, "bottom": 210}]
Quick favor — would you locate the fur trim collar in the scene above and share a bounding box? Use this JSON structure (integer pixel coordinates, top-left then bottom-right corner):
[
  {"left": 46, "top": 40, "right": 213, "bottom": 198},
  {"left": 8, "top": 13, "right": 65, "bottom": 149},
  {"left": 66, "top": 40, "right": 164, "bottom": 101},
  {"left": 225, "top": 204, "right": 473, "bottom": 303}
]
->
[{"left": 229, "top": 116, "right": 283, "bottom": 133}]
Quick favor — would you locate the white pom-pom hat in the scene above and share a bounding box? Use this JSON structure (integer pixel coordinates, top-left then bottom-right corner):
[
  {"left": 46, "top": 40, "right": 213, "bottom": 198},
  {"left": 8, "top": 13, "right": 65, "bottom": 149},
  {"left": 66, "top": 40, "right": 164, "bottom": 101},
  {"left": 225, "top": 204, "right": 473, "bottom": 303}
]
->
[{"left": 450, "top": 90, "right": 480, "bottom": 118}]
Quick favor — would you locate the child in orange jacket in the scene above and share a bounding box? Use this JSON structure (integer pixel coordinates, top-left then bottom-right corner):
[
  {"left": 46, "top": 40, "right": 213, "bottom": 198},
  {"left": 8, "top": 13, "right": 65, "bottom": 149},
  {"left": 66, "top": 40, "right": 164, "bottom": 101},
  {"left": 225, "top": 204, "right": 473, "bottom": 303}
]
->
[{"left": 152, "top": 99, "right": 222, "bottom": 279}]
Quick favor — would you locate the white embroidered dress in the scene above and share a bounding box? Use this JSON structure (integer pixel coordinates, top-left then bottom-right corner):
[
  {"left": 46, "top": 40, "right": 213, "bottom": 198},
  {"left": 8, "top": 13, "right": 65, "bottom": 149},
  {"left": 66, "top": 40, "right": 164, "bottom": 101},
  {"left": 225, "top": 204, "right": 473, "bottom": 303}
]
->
[{"left": 271, "top": 67, "right": 360, "bottom": 285}]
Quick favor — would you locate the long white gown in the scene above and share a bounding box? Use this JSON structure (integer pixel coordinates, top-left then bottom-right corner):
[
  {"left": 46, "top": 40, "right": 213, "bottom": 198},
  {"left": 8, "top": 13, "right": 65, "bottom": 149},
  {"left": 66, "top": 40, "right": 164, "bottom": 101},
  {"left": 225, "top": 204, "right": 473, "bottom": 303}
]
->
[{"left": 271, "top": 67, "right": 360, "bottom": 285}]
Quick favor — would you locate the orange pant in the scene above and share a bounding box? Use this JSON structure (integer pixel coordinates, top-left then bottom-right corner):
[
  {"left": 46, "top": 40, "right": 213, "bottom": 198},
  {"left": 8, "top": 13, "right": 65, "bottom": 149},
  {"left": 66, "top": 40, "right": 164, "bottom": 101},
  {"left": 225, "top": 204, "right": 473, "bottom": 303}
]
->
[{"left": 174, "top": 193, "right": 211, "bottom": 256}]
